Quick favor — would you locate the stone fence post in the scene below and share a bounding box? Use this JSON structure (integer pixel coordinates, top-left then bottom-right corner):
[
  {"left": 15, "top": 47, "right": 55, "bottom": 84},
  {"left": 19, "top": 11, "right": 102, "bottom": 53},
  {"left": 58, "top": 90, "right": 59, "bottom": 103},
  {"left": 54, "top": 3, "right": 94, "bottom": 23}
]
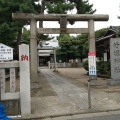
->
[{"left": 19, "top": 44, "right": 31, "bottom": 117}]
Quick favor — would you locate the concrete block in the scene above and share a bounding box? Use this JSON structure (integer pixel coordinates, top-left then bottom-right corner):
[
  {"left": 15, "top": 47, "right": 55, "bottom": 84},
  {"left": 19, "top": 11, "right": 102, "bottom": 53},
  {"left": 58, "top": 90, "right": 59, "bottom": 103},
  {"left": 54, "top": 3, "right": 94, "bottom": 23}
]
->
[
  {"left": 90, "top": 80, "right": 101, "bottom": 86},
  {"left": 107, "top": 79, "right": 120, "bottom": 86},
  {"left": 2, "top": 100, "right": 20, "bottom": 115}
]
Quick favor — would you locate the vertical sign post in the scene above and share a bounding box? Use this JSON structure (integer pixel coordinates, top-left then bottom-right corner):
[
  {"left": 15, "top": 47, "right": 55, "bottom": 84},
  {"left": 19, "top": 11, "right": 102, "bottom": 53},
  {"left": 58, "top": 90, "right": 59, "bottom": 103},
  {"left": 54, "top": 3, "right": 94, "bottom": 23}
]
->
[
  {"left": 88, "top": 52, "right": 96, "bottom": 109},
  {"left": 53, "top": 48, "right": 57, "bottom": 71}
]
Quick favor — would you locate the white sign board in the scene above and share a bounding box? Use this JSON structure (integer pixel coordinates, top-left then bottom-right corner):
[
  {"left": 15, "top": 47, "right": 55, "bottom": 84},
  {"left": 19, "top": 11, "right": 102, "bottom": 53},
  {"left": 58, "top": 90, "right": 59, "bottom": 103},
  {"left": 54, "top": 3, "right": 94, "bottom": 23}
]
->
[
  {"left": 88, "top": 52, "right": 96, "bottom": 76},
  {"left": 103, "top": 53, "right": 107, "bottom": 61},
  {"left": 0, "top": 43, "right": 13, "bottom": 61}
]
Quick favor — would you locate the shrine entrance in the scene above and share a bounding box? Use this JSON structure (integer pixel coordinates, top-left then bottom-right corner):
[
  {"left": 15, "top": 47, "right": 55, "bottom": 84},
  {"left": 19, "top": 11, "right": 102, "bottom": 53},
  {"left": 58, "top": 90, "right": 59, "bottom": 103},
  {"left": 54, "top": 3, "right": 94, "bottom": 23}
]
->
[{"left": 12, "top": 13, "right": 109, "bottom": 83}]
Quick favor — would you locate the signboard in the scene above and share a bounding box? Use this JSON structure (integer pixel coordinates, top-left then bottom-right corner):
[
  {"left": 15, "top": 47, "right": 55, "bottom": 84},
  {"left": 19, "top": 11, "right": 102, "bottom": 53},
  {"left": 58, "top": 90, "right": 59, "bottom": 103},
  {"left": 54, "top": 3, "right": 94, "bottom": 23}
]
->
[
  {"left": 0, "top": 43, "right": 13, "bottom": 61},
  {"left": 103, "top": 53, "right": 107, "bottom": 61},
  {"left": 88, "top": 52, "right": 96, "bottom": 76}
]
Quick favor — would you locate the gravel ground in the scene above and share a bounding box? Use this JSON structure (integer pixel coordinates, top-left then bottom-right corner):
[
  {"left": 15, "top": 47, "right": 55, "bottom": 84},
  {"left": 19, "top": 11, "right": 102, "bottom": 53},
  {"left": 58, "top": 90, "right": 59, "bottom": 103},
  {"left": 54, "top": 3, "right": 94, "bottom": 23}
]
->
[
  {"left": 5, "top": 67, "right": 120, "bottom": 93},
  {"left": 55, "top": 67, "right": 120, "bottom": 92}
]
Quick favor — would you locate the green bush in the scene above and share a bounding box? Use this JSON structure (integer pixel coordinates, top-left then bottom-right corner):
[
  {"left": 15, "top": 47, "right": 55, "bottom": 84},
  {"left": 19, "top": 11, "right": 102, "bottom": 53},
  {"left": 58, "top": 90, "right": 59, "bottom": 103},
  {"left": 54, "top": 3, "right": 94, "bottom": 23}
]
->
[
  {"left": 97, "top": 61, "right": 106, "bottom": 74},
  {"left": 83, "top": 60, "right": 110, "bottom": 75},
  {"left": 83, "top": 60, "right": 88, "bottom": 71}
]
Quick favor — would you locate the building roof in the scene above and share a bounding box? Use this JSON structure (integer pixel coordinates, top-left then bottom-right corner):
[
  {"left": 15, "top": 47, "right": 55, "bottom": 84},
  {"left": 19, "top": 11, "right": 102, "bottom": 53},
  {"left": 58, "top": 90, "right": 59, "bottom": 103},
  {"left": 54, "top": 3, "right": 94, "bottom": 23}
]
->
[
  {"left": 96, "top": 26, "right": 119, "bottom": 43},
  {"left": 38, "top": 39, "right": 59, "bottom": 56}
]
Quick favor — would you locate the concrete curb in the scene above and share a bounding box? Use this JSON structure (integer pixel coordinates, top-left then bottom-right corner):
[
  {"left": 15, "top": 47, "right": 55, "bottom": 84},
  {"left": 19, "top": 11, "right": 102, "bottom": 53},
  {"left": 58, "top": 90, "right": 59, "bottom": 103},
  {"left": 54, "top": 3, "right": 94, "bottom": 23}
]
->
[{"left": 10, "top": 109, "right": 120, "bottom": 120}]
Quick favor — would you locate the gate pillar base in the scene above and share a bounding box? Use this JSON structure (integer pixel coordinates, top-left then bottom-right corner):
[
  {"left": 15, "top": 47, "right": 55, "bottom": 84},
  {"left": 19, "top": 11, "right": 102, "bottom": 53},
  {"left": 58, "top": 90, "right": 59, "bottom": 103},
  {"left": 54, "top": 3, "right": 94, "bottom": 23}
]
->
[
  {"left": 90, "top": 79, "right": 101, "bottom": 86},
  {"left": 107, "top": 79, "right": 120, "bottom": 86}
]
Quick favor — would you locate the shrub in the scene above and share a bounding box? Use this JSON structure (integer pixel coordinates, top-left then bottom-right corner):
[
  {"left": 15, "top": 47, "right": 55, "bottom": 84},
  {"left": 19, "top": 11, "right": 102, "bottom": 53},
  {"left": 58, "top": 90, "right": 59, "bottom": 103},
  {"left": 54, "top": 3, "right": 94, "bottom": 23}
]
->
[
  {"left": 97, "top": 61, "right": 107, "bottom": 74},
  {"left": 83, "top": 60, "right": 110, "bottom": 75},
  {"left": 83, "top": 60, "right": 88, "bottom": 71}
]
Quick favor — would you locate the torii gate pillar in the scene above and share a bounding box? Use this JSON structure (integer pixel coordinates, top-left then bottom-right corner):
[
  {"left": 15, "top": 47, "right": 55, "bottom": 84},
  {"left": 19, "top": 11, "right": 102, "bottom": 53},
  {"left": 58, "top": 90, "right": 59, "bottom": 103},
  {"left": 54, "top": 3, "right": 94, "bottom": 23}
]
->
[
  {"left": 88, "top": 20, "right": 100, "bottom": 85},
  {"left": 30, "top": 19, "right": 38, "bottom": 82}
]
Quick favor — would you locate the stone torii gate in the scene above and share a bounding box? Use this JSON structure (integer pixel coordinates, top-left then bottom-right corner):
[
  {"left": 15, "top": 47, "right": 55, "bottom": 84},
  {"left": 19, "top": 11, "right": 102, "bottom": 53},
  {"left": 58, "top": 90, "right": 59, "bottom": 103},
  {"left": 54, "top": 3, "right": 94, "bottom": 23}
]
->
[{"left": 12, "top": 13, "right": 109, "bottom": 83}]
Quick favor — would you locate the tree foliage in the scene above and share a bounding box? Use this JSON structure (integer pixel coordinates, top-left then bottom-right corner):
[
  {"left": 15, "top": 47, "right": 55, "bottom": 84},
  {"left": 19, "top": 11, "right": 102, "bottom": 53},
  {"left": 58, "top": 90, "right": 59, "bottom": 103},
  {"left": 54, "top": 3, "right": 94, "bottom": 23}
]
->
[
  {"left": 45, "top": 0, "right": 96, "bottom": 24},
  {"left": 0, "top": 0, "right": 38, "bottom": 45},
  {"left": 46, "top": 0, "right": 96, "bottom": 14},
  {"left": 56, "top": 27, "right": 109, "bottom": 62},
  {"left": 22, "top": 28, "right": 30, "bottom": 44},
  {"left": 117, "top": 27, "right": 120, "bottom": 37},
  {"left": 45, "top": 0, "right": 96, "bottom": 62},
  {"left": 95, "top": 28, "right": 108, "bottom": 39},
  {"left": 46, "top": 1, "right": 75, "bottom": 14},
  {"left": 56, "top": 34, "right": 89, "bottom": 62},
  {"left": 0, "top": 0, "right": 96, "bottom": 61},
  {"left": 95, "top": 28, "right": 108, "bottom": 58},
  {"left": 69, "top": 0, "right": 96, "bottom": 14}
]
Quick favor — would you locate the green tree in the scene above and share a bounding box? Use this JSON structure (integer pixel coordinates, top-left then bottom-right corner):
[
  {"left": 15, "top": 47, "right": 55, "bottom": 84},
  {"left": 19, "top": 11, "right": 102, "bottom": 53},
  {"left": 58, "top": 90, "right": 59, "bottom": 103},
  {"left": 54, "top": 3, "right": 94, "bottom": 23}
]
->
[
  {"left": 57, "top": 34, "right": 80, "bottom": 62},
  {"left": 95, "top": 28, "right": 108, "bottom": 38},
  {"left": 75, "top": 34, "right": 89, "bottom": 61},
  {"left": 0, "top": 0, "right": 38, "bottom": 44},
  {"left": 46, "top": 1, "right": 75, "bottom": 14},
  {"left": 44, "top": 0, "right": 96, "bottom": 61},
  {"left": 46, "top": 0, "right": 96, "bottom": 24},
  {"left": 56, "top": 28, "right": 109, "bottom": 62},
  {"left": 117, "top": 27, "right": 120, "bottom": 37},
  {"left": 0, "top": 0, "right": 39, "bottom": 59},
  {"left": 56, "top": 34, "right": 89, "bottom": 62},
  {"left": 69, "top": 0, "right": 96, "bottom": 14},
  {"left": 22, "top": 28, "right": 30, "bottom": 44}
]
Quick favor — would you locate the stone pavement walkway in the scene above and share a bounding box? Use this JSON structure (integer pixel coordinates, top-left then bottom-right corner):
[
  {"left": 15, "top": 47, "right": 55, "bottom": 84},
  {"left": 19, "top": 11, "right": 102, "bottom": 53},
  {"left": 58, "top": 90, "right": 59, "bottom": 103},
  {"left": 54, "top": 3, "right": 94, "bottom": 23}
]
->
[{"left": 27, "top": 68, "right": 120, "bottom": 120}]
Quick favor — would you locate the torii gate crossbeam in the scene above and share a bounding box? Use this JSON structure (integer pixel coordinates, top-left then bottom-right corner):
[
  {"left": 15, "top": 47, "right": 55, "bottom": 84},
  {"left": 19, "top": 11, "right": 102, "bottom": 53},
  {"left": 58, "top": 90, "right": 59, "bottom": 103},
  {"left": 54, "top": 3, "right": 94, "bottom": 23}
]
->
[{"left": 12, "top": 13, "right": 108, "bottom": 21}]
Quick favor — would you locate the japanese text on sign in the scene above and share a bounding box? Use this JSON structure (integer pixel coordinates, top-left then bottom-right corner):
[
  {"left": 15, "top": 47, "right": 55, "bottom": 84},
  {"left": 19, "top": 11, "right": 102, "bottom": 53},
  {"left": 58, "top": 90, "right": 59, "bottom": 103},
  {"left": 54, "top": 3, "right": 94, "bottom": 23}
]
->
[
  {"left": 21, "top": 55, "right": 28, "bottom": 61},
  {"left": 88, "top": 52, "right": 96, "bottom": 76},
  {"left": 0, "top": 44, "right": 13, "bottom": 61}
]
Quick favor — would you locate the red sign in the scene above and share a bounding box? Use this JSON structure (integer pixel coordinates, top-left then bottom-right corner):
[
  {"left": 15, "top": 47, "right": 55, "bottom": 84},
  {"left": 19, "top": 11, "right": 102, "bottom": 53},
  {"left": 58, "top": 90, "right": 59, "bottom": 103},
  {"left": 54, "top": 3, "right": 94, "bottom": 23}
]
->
[{"left": 88, "top": 52, "right": 96, "bottom": 56}]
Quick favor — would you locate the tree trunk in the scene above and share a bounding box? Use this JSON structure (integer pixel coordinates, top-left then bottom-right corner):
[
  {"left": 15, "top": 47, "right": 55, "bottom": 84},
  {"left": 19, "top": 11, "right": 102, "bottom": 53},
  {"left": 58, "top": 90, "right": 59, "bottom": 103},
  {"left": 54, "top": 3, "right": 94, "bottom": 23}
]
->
[
  {"left": 39, "top": 0, "right": 45, "bottom": 28},
  {"left": 15, "top": 29, "right": 22, "bottom": 60}
]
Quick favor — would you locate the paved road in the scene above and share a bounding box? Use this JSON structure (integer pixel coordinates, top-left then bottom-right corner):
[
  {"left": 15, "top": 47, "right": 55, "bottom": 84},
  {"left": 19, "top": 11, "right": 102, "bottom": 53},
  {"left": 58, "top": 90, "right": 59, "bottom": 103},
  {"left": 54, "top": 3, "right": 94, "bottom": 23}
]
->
[
  {"left": 70, "top": 114, "right": 120, "bottom": 120},
  {"left": 24, "top": 68, "right": 120, "bottom": 120}
]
